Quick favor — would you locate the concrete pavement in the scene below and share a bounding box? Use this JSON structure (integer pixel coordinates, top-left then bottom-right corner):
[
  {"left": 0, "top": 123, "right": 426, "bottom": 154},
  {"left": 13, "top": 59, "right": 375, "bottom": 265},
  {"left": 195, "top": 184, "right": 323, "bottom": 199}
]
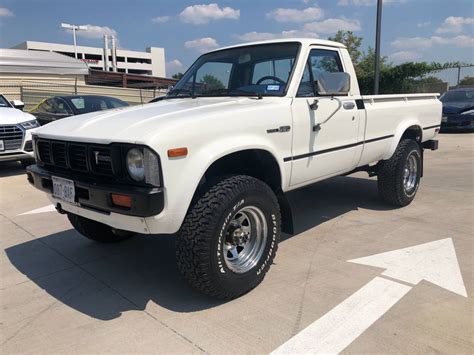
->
[{"left": 1, "top": 133, "right": 473, "bottom": 354}]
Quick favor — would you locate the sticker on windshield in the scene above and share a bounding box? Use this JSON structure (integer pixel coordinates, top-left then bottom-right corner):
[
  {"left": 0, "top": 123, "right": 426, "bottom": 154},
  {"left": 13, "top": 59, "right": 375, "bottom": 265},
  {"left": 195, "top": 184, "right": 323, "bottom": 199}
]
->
[{"left": 267, "top": 85, "right": 280, "bottom": 91}]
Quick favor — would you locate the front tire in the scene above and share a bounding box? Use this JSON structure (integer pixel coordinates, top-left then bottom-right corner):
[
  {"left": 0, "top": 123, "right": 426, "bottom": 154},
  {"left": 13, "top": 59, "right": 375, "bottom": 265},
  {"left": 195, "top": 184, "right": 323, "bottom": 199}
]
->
[
  {"left": 377, "top": 139, "right": 422, "bottom": 207},
  {"left": 67, "top": 213, "right": 133, "bottom": 243},
  {"left": 176, "top": 175, "right": 281, "bottom": 299}
]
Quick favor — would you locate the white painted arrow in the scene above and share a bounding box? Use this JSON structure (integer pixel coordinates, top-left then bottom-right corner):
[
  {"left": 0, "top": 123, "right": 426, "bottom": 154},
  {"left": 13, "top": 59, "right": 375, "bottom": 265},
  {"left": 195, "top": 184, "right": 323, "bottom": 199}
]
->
[
  {"left": 18, "top": 204, "right": 56, "bottom": 216},
  {"left": 272, "top": 238, "right": 467, "bottom": 355}
]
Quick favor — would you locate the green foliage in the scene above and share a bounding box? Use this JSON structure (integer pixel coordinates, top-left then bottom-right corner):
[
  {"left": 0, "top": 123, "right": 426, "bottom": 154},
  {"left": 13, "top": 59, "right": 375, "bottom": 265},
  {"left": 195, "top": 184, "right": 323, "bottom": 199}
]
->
[
  {"left": 200, "top": 74, "right": 225, "bottom": 90},
  {"left": 172, "top": 72, "right": 184, "bottom": 80},
  {"left": 327, "top": 31, "right": 466, "bottom": 94},
  {"left": 459, "top": 76, "right": 474, "bottom": 86},
  {"left": 328, "top": 31, "right": 363, "bottom": 64}
]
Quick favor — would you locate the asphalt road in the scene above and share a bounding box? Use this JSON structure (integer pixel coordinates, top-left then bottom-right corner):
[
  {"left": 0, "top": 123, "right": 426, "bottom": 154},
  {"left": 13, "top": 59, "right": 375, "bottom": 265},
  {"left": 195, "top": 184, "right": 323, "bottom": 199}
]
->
[{"left": 1, "top": 133, "right": 473, "bottom": 354}]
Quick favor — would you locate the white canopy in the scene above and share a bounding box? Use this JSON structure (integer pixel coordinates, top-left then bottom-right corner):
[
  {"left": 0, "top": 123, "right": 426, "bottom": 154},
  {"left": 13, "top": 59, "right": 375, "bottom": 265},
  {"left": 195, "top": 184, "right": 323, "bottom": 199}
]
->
[{"left": 0, "top": 49, "right": 89, "bottom": 75}]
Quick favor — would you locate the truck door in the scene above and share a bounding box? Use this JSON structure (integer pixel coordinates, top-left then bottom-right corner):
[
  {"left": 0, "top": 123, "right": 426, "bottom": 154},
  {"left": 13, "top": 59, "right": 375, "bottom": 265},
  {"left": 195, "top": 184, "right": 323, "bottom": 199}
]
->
[{"left": 289, "top": 47, "right": 362, "bottom": 187}]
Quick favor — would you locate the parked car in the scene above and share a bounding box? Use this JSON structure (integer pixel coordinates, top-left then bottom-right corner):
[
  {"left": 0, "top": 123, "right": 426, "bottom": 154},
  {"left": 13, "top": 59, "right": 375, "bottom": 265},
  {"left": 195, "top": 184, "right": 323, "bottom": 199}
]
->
[
  {"left": 0, "top": 94, "right": 39, "bottom": 166},
  {"left": 27, "top": 38, "right": 441, "bottom": 299},
  {"left": 30, "top": 95, "right": 129, "bottom": 125},
  {"left": 439, "top": 88, "right": 474, "bottom": 131}
]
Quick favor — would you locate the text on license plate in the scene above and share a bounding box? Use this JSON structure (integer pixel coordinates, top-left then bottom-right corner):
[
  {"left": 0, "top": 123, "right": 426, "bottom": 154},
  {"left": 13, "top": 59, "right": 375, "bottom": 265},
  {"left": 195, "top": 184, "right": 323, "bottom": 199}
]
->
[{"left": 52, "top": 176, "right": 76, "bottom": 204}]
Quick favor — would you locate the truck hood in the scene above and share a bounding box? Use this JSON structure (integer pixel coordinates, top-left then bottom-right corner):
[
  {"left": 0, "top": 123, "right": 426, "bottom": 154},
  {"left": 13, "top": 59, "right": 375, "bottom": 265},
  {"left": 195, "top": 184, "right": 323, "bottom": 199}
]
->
[
  {"left": 0, "top": 107, "right": 37, "bottom": 124},
  {"left": 34, "top": 97, "right": 274, "bottom": 144}
]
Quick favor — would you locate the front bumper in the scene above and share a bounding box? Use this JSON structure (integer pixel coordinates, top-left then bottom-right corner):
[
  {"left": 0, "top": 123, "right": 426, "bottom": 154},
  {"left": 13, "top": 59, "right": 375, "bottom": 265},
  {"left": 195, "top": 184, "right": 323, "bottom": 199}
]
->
[
  {"left": 0, "top": 151, "right": 34, "bottom": 162},
  {"left": 441, "top": 114, "right": 474, "bottom": 131},
  {"left": 26, "top": 164, "right": 165, "bottom": 218}
]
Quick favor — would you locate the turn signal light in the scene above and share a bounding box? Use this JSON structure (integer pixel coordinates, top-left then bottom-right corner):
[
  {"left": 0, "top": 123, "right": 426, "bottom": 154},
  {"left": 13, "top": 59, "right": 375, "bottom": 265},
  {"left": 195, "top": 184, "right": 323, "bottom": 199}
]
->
[
  {"left": 168, "top": 147, "right": 188, "bottom": 158},
  {"left": 111, "top": 194, "right": 132, "bottom": 208}
]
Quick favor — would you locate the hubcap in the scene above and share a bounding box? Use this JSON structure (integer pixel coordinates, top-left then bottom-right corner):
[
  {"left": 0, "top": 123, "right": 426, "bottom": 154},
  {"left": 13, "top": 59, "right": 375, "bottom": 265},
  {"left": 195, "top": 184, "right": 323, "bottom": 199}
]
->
[
  {"left": 223, "top": 206, "right": 268, "bottom": 274},
  {"left": 403, "top": 152, "right": 418, "bottom": 194}
]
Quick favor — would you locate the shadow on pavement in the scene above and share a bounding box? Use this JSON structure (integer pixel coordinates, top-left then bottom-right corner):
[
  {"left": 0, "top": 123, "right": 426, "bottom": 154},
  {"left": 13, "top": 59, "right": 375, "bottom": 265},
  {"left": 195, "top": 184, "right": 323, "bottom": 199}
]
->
[
  {"left": 5, "top": 175, "right": 395, "bottom": 319},
  {"left": 0, "top": 161, "right": 27, "bottom": 178}
]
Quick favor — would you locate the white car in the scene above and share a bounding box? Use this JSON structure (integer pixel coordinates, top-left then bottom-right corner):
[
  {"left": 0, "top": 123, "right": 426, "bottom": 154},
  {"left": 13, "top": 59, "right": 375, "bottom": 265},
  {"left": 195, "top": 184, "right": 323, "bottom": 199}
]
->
[
  {"left": 0, "top": 94, "right": 39, "bottom": 165},
  {"left": 27, "top": 38, "right": 441, "bottom": 298}
]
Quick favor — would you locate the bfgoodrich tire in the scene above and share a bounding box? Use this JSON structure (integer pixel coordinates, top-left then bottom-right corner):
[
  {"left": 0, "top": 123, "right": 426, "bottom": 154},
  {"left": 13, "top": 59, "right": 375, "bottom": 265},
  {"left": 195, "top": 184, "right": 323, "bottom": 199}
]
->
[
  {"left": 67, "top": 213, "right": 133, "bottom": 243},
  {"left": 176, "top": 175, "right": 281, "bottom": 299},
  {"left": 377, "top": 139, "right": 422, "bottom": 207}
]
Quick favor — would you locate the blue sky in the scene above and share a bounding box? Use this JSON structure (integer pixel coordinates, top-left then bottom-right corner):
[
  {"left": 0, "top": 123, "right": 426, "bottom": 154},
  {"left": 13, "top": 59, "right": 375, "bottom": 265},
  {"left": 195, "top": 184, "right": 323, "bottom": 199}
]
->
[{"left": 0, "top": 0, "right": 473, "bottom": 80}]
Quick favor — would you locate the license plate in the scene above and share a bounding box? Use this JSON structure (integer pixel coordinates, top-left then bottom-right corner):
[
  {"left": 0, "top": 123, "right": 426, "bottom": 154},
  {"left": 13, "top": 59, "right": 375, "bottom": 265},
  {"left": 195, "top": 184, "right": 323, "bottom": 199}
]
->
[
  {"left": 52, "top": 176, "right": 75, "bottom": 204},
  {"left": 442, "top": 116, "right": 448, "bottom": 122},
  {"left": 0, "top": 140, "right": 4, "bottom": 151}
]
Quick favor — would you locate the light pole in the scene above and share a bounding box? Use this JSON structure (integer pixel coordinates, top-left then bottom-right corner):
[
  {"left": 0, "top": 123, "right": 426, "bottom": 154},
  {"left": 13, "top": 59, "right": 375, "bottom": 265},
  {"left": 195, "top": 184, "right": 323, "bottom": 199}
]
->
[
  {"left": 374, "top": 0, "right": 383, "bottom": 94},
  {"left": 61, "top": 23, "right": 88, "bottom": 59}
]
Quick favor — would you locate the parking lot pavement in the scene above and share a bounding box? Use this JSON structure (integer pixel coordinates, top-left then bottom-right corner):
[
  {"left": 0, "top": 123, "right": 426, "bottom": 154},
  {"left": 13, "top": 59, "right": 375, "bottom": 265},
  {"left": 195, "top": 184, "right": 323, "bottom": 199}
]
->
[{"left": 1, "top": 133, "right": 473, "bottom": 354}]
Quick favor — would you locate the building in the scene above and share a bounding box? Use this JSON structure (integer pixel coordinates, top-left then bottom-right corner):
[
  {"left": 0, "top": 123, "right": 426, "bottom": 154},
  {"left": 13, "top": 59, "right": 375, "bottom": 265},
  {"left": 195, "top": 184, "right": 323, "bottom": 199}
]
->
[{"left": 12, "top": 41, "right": 166, "bottom": 77}]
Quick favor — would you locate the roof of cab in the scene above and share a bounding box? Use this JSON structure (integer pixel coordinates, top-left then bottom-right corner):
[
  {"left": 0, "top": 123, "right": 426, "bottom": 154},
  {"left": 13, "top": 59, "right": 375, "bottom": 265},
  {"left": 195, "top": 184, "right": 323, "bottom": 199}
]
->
[{"left": 208, "top": 38, "right": 346, "bottom": 53}]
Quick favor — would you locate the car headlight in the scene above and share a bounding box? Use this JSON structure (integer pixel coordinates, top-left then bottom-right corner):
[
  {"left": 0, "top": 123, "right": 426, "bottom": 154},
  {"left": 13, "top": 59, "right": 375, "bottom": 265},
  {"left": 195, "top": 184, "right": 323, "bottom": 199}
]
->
[
  {"left": 126, "top": 147, "right": 161, "bottom": 186},
  {"left": 461, "top": 109, "right": 474, "bottom": 115},
  {"left": 20, "top": 120, "right": 40, "bottom": 130}
]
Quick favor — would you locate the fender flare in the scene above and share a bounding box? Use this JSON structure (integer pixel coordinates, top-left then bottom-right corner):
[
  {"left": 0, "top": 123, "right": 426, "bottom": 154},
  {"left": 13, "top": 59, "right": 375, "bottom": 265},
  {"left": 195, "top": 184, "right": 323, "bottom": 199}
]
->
[{"left": 382, "top": 119, "right": 423, "bottom": 160}]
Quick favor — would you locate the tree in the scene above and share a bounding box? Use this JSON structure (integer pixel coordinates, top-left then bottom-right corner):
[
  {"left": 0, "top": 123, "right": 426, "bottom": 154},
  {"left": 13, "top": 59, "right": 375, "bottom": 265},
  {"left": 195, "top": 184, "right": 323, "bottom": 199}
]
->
[
  {"left": 200, "top": 74, "right": 225, "bottom": 90},
  {"left": 459, "top": 76, "right": 474, "bottom": 86},
  {"left": 172, "top": 72, "right": 184, "bottom": 80},
  {"left": 328, "top": 30, "right": 363, "bottom": 64}
]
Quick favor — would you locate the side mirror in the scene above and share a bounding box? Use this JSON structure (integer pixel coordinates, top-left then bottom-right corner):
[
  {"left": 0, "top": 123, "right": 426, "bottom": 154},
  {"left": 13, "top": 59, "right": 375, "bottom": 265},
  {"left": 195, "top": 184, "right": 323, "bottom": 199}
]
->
[
  {"left": 10, "top": 100, "right": 25, "bottom": 111},
  {"left": 316, "top": 72, "right": 350, "bottom": 96}
]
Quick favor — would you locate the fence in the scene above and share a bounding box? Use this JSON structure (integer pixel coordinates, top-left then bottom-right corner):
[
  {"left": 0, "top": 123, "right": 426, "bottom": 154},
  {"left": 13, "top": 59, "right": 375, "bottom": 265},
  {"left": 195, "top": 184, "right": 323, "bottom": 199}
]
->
[{"left": 0, "top": 80, "right": 167, "bottom": 111}]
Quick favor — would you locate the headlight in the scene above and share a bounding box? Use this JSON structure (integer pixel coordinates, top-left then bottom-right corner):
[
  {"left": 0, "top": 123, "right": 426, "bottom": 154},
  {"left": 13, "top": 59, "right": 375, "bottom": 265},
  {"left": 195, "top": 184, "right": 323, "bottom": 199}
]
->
[
  {"left": 461, "top": 109, "right": 474, "bottom": 115},
  {"left": 20, "top": 120, "right": 40, "bottom": 130},
  {"left": 126, "top": 147, "right": 161, "bottom": 186},
  {"left": 126, "top": 148, "right": 145, "bottom": 181}
]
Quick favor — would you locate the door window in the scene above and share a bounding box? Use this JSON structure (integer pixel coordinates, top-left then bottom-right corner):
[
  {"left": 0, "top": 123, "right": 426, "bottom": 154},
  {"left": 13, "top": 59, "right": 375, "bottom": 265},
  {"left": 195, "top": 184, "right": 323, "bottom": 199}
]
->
[{"left": 297, "top": 49, "right": 343, "bottom": 97}]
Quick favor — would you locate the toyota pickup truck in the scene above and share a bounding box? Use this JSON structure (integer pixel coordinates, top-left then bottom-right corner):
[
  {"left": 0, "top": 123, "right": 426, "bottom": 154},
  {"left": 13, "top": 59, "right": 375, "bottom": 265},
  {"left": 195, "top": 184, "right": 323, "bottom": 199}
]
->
[{"left": 27, "top": 39, "right": 441, "bottom": 299}]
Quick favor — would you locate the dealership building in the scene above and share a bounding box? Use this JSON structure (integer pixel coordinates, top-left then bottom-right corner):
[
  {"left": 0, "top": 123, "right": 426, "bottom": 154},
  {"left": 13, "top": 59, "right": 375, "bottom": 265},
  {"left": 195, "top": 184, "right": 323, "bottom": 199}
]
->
[{"left": 12, "top": 41, "right": 166, "bottom": 77}]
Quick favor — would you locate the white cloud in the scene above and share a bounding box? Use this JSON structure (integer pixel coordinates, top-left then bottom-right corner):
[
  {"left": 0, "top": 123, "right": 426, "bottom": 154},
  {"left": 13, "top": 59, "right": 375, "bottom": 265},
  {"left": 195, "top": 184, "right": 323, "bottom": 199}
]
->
[
  {"left": 235, "top": 29, "right": 319, "bottom": 42},
  {"left": 266, "top": 7, "right": 324, "bottom": 23},
  {"left": 435, "top": 16, "right": 474, "bottom": 34},
  {"left": 391, "top": 35, "right": 474, "bottom": 50},
  {"left": 389, "top": 51, "right": 422, "bottom": 63},
  {"left": 166, "top": 59, "right": 184, "bottom": 76},
  {"left": 68, "top": 24, "right": 117, "bottom": 39},
  {"left": 304, "top": 18, "right": 361, "bottom": 34},
  {"left": 152, "top": 16, "right": 170, "bottom": 24},
  {"left": 179, "top": 3, "right": 239, "bottom": 25},
  {"left": 417, "top": 21, "right": 431, "bottom": 28},
  {"left": 184, "top": 37, "right": 219, "bottom": 52},
  {"left": 338, "top": 0, "right": 406, "bottom": 5},
  {"left": 0, "top": 7, "right": 14, "bottom": 17}
]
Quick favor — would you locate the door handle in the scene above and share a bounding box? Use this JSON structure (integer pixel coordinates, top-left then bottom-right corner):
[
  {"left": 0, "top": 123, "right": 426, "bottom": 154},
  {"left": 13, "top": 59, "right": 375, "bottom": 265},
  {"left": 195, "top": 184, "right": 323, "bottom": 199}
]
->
[{"left": 343, "top": 102, "right": 355, "bottom": 110}]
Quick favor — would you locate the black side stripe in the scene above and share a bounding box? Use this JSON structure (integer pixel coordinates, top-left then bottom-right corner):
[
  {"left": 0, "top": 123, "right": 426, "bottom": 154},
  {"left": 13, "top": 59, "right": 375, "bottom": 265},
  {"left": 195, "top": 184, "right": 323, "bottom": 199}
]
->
[
  {"left": 423, "top": 124, "right": 440, "bottom": 130},
  {"left": 283, "top": 134, "right": 394, "bottom": 162}
]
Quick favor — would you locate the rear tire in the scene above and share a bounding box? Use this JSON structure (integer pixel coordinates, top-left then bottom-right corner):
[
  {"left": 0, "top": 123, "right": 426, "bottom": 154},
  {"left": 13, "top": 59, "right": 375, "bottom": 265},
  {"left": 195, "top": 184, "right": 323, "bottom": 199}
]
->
[
  {"left": 176, "top": 175, "right": 281, "bottom": 299},
  {"left": 377, "top": 139, "right": 422, "bottom": 207},
  {"left": 67, "top": 213, "right": 133, "bottom": 243}
]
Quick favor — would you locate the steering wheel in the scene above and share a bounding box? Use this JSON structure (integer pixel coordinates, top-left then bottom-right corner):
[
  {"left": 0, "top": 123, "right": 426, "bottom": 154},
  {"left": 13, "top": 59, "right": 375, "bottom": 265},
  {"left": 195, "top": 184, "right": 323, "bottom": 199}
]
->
[{"left": 256, "top": 76, "right": 286, "bottom": 85}]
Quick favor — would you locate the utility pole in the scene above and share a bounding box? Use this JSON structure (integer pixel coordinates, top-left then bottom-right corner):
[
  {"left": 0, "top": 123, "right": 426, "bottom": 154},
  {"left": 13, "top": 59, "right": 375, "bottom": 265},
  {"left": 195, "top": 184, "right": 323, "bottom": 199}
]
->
[
  {"left": 103, "top": 34, "right": 109, "bottom": 71},
  {"left": 61, "top": 23, "right": 88, "bottom": 59},
  {"left": 374, "top": 0, "right": 383, "bottom": 94}
]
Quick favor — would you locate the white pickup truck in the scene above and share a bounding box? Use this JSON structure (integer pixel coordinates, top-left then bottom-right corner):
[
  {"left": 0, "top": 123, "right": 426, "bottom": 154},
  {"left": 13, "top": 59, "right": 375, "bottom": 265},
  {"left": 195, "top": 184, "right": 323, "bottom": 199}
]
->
[{"left": 27, "top": 39, "right": 441, "bottom": 298}]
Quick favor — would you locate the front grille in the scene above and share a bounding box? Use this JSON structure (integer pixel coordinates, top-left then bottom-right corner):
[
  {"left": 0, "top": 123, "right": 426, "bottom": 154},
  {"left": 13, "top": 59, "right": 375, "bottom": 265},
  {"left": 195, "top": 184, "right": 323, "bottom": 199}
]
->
[
  {"left": 36, "top": 139, "right": 115, "bottom": 177},
  {"left": 0, "top": 125, "right": 24, "bottom": 151}
]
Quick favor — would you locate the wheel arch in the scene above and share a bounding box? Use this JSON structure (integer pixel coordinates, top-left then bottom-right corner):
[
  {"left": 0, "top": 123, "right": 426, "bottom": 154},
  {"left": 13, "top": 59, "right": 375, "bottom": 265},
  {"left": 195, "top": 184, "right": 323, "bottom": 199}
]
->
[
  {"left": 193, "top": 148, "right": 294, "bottom": 234},
  {"left": 383, "top": 121, "right": 423, "bottom": 160}
]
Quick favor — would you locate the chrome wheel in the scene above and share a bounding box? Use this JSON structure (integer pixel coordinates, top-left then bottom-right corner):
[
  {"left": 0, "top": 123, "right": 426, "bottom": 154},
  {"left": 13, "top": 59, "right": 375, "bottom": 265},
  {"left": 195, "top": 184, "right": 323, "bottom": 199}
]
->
[
  {"left": 403, "top": 152, "right": 418, "bottom": 195},
  {"left": 223, "top": 206, "right": 268, "bottom": 274}
]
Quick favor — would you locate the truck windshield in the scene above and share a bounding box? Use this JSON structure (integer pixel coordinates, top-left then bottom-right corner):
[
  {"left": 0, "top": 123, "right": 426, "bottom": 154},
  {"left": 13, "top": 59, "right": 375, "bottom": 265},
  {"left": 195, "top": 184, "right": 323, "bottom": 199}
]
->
[
  {"left": 168, "top": 42, "right": 300, "bottom": 98},
  {"left": 0, "top": 95, "right": 12, "bottom": 108}
]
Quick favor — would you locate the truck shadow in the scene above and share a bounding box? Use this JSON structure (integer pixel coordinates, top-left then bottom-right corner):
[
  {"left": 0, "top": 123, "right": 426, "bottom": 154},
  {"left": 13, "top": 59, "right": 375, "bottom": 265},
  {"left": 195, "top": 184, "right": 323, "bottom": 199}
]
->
[
  {"left": 5, "top": 175, "right": 395, "bottom": 319},
  {"left": 0, "top": 162, "right": 27, "bottom": 178}
]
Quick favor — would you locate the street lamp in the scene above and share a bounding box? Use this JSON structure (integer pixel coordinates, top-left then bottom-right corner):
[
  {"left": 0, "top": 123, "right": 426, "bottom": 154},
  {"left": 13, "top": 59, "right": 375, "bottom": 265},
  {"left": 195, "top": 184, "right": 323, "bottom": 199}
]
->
[
  {"left": 374, "top": 0, "right": 383, "bottom": 94},
  {"left": 61, "top": 23, "right": 88, "bottom": 59}
]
